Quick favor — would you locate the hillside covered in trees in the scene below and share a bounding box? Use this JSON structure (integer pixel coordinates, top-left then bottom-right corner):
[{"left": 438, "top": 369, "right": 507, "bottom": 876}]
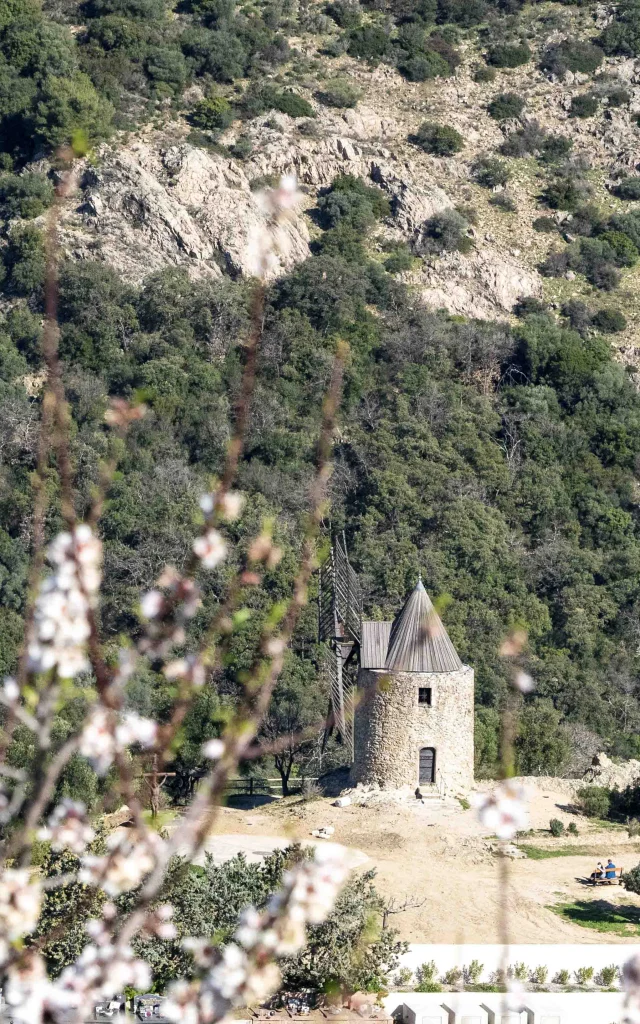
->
[{"left": 3, "top": 0, "right": 640, "bottom": 794}]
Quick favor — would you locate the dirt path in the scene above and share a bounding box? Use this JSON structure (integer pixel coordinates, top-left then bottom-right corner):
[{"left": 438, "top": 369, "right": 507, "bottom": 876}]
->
[{"left": 201, "top": 780, "right": 640, "bottom": 944}]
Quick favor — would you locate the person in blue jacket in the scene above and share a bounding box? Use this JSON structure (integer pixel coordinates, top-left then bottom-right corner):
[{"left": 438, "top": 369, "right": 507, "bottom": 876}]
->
[{"left": 605, "top": 858, "right": 617, "bottom": 880}]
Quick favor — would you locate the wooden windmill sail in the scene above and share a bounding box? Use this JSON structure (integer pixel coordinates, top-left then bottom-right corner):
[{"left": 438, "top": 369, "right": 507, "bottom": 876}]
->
[{"left": 318, "top": 535, "right": 362, "bottom": 758}]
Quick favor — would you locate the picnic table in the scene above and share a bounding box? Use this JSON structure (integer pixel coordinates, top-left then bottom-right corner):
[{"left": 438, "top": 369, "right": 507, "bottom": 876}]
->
[{"left": 589, "top": 867, "right": 624, "bottom": 885}]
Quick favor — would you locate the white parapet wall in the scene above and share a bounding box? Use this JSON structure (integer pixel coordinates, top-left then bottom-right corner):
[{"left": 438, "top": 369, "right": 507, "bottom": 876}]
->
[
  {"left": 397, "top": 944, "right": 640, "bottom": 982},
  {"left": 382, "top": 991, "right": 625, "bottom": 1024}
]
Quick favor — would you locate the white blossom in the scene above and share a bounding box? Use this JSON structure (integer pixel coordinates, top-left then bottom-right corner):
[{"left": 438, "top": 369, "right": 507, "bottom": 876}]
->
[
  {"left": 4, "top": 952, "right": 55, "bottom": 1024},
  {"left": 28, "top": 525, "right": 102, "bottom": 679},
  {"left": 0, "top": 868, "right": 41, "bottom": 943},
  {"left": 3, "top": 676, "right": 19, "bottom": 703},
  {"left": 165, "top": 656, "right": 206, "bottom": 687},
  {"left": 79, "top": 707, "right": 157, "bottom": 775},
  {"left": 80, "top": 830, "right": 161, "bottom": 896},
  {"left": 514, "top": 671, "right": 534, "bottom": 694},
  {"left": 193, "top": 529, "right": 227, "bottom": 569},
  {"left": 471, "top": 779, "right": 529, "bottom": 840},
  {"left": 39, "top": 799, "right": 95, "bottom": 856},
  {"left": 54, "top": 940, "right": 150, "bottom": 1014},
  {"left": 202, "top": 738, "right": 224, "bottom": 760},
  {"left": 116, "top": 711, "right": 157, "bottom": 749},
  {"left": 140, "top": 589, "right": 164, "bottom": 620}
]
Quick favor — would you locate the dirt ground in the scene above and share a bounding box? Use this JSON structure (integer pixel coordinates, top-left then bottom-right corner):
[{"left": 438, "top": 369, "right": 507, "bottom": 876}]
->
[{"left": 202, "top": 779, "right": 640, "bottom": 945}]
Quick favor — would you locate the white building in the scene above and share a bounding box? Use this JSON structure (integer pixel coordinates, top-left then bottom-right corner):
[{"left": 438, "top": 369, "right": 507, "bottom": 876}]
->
[{"left": 384, "top": 991, "right": 624, "bottom": 1024}]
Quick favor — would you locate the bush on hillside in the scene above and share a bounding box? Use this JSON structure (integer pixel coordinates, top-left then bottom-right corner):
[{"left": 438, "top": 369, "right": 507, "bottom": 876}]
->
[
  {"left": 486, "top": 42, "right": 530, "bottom": 67},
  {"left": 410, "top": 121, "right": 464, "bottom": 155},
  {"left": 325, "top": 0, "right": 361, "bottom": 27},
  {"left": 549, "top": 818, "right": 564, "bottom": 837},
  {"left": 487, "top": 92, "right": 525, "bottom": 120},
  {"left": 473, "top": 64, "right": 496, "bottom": 83},
  {"left": 316, "top": 79, "right": 361, "bottom": 107},
  {"left": 347, "top": 25, "right": 389, "bottom": 61},
  {"left": 316, "top": 174, "right": 391, "bottom": 232},
  {"left": 419, "top": 209, "right": 470, "bottom": 253},
  {"left": 544, "top": 173, "right": 591, "bottom": 211},
  {"left": 592, "top": 308, "right": 627, "bottom": 333},
  {"left": 615, "top": 177, "right": 640, "bottom": 200},
  {"left": 489, "top": 192, "right": 516, "bottom": 212},
  {"left": 189, "top": 94, "right": 234, "bottom": 133},
  {"left": 607, "top": 87, "right": 631, "bottom": 107},
  {"left": 398, "top": 50, "right": 450, "bottom": 80},
  {"left": 576, "top": 785, "right": 611, "bottom": 818},
  {"left": 473, "top": 156, "right": 510, "bottom": 187},
  {"left": 570, "top": 93, "right": 599, "bottom": 118},
  {"left": 541, "top": 38, "right": 604, "bottom": 76},
  {"left": 0, "top": 172, "right": 54, "bottom": 219}
]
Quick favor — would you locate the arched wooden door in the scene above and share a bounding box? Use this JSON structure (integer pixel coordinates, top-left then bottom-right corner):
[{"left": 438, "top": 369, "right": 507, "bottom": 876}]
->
[{"left": 419, "top": 746, "right": 435, "bottom": 784}]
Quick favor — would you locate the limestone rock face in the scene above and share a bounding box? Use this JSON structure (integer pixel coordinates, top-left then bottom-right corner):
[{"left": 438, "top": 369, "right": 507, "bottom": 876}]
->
[
  {"left": 62, "top": 139, "right": 311, "bottom": 284},
  {"left": 418, "top": 250, "right": 542, "bottom": 319}
]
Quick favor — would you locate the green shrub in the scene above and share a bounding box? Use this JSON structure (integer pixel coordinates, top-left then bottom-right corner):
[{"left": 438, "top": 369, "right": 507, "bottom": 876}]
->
[
  {"left": 0, "top": 172, "right": 54, "bottom": 219},
  {"left": 575, "top": 966, "right": 594, "bottom": 986},
  {"left": 511, "top": 962, "right": 528, "bottom": 981},
  {"left": 317, "top": 174, "right": 390, "bottom": 233},
  {"left": 487, "top": 92, "right": 525, "bottom": 120},
  {"left": 411, "top": 121, "right": 463, "bottom": 155},
  {"left": 325, "top": 0, "right": 361, "bottom": 28},
  {"left": 595, "top": 965, "right": 619, "bottom": 987},
  {"left": 442, "top": 967, "right": 462, "bottom": 986},
  {"left": 229, "top": 135, "right": 252, "bottom": 159},
  {"left": 599, "top": 230, "right": 639, "bottom": 266},
  {"left": 486, "top": 42, "right": 530, "bottom": 68},
  {"left": 540, "top": 135, "right": 573, "bottom": 164},
  {"left": 463, "top": 960, "right": 484, "bottom": 984},
  {"left": 616, "top": 177, "right": 640, "bottom": 200},
  {"left": 576, "top": 785, "right": 611, "bottom": 818},
  {"left": 554, "top": 969, "right": 570, "bottom": 985},
  {"left": 567, "top": 821, "right": 579, "bottom": 835},
  {"left": 398, "top": 50, "right": 450, "bottom": 81},
  {"left": 347, "top": 25, "right": 389, "bottom": 62},
  {"left": 514, "top": 296, "right": 547, "bottom": 317},
  {"left": 489, "top": 192, "right": 516, "bottom": 212},
  {"left": 271, "top": 90, "right": 315, "bottom": 118},
  {"left": 593, "top": 308, "right": 627, "bottom": 333},
  {"left": 384, "top": 246, "right": 414, "bottom": 273},
  {"left": 545, "top": 174, "right": 590, "bottom": 212},
  {"left": 531, "top": 965, "right": 548, "bottom": 985},
  {"left": 473, "top": 156, "right": 510, "bottom": 188},
  {"left": 424, "top": 33, "right": 460, "bottom": 72},
  {"left": 608, "top": 88, "right": 631, "bottom": 107},
  {"left": 473, "top": 65, "right": 496, "bottom": 83},
  {"left": 316, "top": 79, "right": 361, "bottom": 107},
  {"left": 3, "top": 224, "right": 45, "bottom": 295},
  {"left": 415, "top": 960, "right": 438, "bottom": 987},
  {"left": 570, "top": 93, "right": 599, "bottom": 119},
  {"left": 541, "top": 38, "right": 604, "bottom": 76},
  {"left": 628, "top": 816, "right": 640, "bottom": 837},
  {"left": 189, "top": 94, "right": 233, "bottom": 133},
  {"left": 415, "top": 980, "right": 443, "bottom": 992},
  {"left": 420, "top": 209, "right": 470, "bottom": 252},
  {"left": 549, "top": 818, "right": 564, "bottom": 837},
  {"left": 533, "top": 216, "right": 557, "bottom": 232}
]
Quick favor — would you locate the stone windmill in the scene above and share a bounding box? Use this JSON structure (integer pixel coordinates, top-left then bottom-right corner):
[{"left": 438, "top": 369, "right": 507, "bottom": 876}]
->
[{"left": 319, "top": 538, "right": 474, "bottom": 794}]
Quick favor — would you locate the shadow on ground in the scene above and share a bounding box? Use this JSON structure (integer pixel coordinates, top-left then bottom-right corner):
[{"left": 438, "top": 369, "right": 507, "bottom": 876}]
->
[{"left": 552, "top": 898, "right": 640, "bottom": 936}]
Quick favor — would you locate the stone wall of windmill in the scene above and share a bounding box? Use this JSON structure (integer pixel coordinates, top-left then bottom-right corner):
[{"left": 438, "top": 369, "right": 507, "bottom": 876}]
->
[{"left": 351, "top": 580, "right": 475, "bottom": 795}]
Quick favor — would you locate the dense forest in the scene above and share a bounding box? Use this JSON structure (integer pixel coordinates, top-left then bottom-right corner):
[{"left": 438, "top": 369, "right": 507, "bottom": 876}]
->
[{"left": 3, "top": 0, "right": 640, "bottom": 799}]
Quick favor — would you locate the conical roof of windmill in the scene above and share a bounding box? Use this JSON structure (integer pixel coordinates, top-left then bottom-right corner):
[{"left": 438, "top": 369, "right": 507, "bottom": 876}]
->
[{"left": 383, "top": 578, "right": 462, "bottom": 673}]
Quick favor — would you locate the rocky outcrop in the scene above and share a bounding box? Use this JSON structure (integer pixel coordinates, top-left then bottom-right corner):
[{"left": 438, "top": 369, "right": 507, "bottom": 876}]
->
[
  {"left": 418, "top": 250, "right": 542, "bottom": 319},
  {"left": 56, "top": 92, "right": 543, "bottom": 318}
]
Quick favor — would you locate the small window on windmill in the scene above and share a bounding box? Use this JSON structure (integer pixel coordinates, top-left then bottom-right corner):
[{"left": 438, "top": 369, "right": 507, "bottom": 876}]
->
[{"left": 418, "top": 687, "right": 432, "bottom": 706}]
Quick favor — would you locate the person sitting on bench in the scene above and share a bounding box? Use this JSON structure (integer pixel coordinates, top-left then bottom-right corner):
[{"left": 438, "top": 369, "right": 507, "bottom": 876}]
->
[
  {"left": 590, "top": 862, "right": 604, "bottom": 883},
  {"left": 605, "top": 858, "right": 617, "bottom": 880}
]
